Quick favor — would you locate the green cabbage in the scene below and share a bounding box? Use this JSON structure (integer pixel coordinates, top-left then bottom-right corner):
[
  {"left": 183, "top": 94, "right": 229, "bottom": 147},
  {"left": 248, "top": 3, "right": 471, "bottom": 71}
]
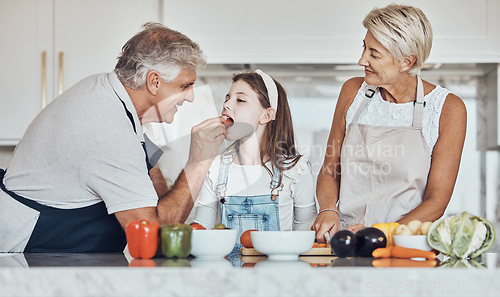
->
[{"left": 427, "top": 212, "right": 495, "bottom": 259}]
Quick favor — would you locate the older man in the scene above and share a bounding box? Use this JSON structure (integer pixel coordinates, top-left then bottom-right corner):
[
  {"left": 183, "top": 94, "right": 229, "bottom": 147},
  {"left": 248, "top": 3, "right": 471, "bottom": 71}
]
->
[{"left": 0, "top": 23, "right": 226, "bottom": 252}]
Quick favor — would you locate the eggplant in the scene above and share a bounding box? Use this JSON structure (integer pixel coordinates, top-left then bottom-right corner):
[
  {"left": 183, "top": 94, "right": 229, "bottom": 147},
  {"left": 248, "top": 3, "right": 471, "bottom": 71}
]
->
[
  {"left": 354, "top": 227, "right": 387, "bottom": 257},
  {"left": 330, "top": 230, "right": 357, "bottom": 257}
]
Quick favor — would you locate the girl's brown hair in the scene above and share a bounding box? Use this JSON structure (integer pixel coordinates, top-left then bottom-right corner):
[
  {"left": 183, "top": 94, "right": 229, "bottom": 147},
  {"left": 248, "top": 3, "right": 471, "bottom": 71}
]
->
[{"left": 231, "top": 72, "right": 302, "bottom": 179}]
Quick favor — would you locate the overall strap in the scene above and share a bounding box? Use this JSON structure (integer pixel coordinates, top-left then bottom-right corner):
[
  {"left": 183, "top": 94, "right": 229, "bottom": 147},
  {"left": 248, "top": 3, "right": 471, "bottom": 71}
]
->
[
  {"left": 270, "top": 166, "right": 283, "bottom": 201},
  {"left": 412, "top": 76, "right": 426, "bottom": 128},
  {"left": 352, "top": 84, "right": 377, "bottom": 123},
  {"left": 216, "top": 151, "right": 237, "bottom": 203},
  {"left": 216, "top": 151, "right": 284, "bottom": 202}
]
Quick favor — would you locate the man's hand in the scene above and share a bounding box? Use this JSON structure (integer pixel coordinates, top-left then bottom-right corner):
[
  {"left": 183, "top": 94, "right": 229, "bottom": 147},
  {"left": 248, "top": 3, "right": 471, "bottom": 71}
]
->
[{"left": 187, "top": 116, "right": 226, "bottom": 166}]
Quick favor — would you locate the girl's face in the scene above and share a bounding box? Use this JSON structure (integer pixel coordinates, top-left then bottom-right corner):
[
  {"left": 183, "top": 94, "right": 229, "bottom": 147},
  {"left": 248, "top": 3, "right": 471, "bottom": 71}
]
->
[
  {"left": 358, "top": 30, "right": 405, "bottom": 86},
  {"left": 222, "top": 80, "right": 268, "bottom": 141}
]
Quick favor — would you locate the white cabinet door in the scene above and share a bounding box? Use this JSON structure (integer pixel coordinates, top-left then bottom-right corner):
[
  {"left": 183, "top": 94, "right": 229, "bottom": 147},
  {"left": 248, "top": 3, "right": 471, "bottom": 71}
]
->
[
  {"left": 162, "top": 0, "right": 500, "bottom": 64},
  {"left": 0, "top": 0, "right": 159, "bottom": 144},
  {"left": 53, "top": 0, "right": 159, "bottom": 94},
  {"left": 0, "top": 0, "right": 53, "bottom": 145}
]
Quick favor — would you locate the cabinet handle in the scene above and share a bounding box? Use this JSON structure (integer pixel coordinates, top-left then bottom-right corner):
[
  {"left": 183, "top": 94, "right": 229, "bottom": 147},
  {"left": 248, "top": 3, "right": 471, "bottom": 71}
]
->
[
  {"left": 58, "top": 51, "right": 64, "bottom": 95},
  {"left": 41, "top": 51, "right": 47, "bottom": 109}
]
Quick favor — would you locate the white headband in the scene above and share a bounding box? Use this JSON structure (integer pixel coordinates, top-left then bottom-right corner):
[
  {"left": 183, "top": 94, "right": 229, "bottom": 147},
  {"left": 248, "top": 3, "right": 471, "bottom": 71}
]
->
[{"left": 255, "top": 69, "right": 278, "bottom": 119}]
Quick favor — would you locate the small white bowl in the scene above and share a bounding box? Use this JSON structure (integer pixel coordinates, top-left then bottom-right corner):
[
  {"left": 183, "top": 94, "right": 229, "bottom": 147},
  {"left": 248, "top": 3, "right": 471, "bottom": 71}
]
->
[
  {"left": 393, "top": 235, "right": 432, "bottom": 251},
  {"left": 251, "top": 231, "right": 315, "bottom": 260},
  {"left": 190, "top": 229, "right": 237, "bottom": 258}
]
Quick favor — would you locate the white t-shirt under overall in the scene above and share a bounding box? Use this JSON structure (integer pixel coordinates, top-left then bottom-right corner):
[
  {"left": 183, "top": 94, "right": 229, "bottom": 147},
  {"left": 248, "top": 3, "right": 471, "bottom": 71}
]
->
[{"left": 194, "top": 156, "right": 318, "bottom": 231}]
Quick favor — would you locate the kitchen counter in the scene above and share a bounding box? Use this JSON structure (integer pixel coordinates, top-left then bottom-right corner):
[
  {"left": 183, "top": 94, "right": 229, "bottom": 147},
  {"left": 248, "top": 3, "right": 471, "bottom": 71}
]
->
[{"left": 1, "top": 252, "right": 499, "bottom": 297}]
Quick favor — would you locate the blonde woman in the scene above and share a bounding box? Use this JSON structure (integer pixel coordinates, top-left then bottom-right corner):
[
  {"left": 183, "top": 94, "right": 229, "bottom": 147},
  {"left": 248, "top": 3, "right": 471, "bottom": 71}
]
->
[{"left": 313, "top": 4, "right": 466, "bottom": 242}]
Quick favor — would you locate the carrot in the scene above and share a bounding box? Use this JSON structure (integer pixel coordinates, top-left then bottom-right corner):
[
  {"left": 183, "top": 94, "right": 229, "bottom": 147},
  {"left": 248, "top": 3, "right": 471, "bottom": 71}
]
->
[
  {"left": 372, "top": 258, "right": 392, "bottom": 267},
  {"left": 372, "top": 258, "right": 437, "bottom": 268},
  {"left": 312, "top": 242, "right": 318, "bottom": 248},
  {"left": 390, "top": 258, "right": 437, "bottom": 268},
  {"left": 318, "top": 243, "right": 328, "bottom": 248},
  {"left": 391, "top": 246, "right": 436, "bottom": 260},
  {"left": 372, "top": 247, "right": 393, "bottom": 258}
]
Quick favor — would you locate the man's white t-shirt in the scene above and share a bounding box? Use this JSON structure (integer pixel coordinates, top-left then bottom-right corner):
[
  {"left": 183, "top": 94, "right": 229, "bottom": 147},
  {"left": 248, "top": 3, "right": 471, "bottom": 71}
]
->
[{"left": 0, "top": 72, "right": 158, "bottom": 252}]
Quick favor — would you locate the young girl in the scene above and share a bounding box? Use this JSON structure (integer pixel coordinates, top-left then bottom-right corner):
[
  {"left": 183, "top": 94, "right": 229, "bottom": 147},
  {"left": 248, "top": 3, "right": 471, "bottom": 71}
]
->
[{"left": 194, "top": 69, "right": 317, "bottom": 249}]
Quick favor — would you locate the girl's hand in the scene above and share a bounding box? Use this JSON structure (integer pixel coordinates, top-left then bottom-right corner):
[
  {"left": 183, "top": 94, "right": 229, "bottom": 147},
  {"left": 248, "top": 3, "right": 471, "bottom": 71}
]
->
[
  {"left": 311, "top": 211, "right": 340, "bottom": 244},
  {"left": 346, "top": 223, "right": 366, "bottom": 234}
]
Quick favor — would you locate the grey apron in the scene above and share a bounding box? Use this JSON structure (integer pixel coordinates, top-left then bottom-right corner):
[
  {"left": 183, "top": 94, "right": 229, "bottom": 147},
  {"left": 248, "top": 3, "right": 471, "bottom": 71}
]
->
[{"left": 338, "top": 77, "right": 431, "bottom": 228}]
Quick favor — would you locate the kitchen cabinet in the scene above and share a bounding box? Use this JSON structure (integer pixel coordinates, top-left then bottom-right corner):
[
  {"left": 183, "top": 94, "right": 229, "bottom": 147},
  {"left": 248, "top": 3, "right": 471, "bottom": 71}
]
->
[
  {"left": 0, "top": 0, "right": 159, "bottom": 145},
  {"left": 162, "top": 0, "right": 500, "bottom": 64}
]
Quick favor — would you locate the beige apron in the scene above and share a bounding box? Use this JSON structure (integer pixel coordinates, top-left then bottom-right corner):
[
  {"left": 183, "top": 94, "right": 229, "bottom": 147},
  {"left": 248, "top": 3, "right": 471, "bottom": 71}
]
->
[{"left": 338, "top": 77, "right": 431, "bottom": 228}]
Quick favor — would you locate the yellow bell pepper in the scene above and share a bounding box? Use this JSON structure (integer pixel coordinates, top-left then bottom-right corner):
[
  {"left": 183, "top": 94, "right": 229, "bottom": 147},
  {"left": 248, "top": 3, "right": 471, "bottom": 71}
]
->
[{"left": 372, "top": 222, "right": 400, "bottom": 247}]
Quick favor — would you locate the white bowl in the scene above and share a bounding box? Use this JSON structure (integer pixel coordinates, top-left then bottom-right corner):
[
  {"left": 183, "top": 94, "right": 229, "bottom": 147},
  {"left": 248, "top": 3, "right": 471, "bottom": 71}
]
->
[
  {"left": 251, "top": 231, "right": 315, "bottom": 260},
  {"left": 190, "top": 229, "right": 237, "bottom": 258},
  {"left": 393, "top": 235, "right": 432, "bottom": 251}
]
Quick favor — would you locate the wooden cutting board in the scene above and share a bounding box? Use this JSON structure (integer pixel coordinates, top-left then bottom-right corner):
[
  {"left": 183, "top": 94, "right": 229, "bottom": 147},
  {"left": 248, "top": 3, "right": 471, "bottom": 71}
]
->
[{"left": 240, "top": 247, "right": 334, "bottom": 256}]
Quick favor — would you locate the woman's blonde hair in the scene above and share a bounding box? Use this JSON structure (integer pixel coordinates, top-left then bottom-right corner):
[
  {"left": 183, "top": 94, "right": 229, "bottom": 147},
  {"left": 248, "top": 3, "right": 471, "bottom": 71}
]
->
[{"left": 363, "top": 4, "right": 433, "bottom": 76}]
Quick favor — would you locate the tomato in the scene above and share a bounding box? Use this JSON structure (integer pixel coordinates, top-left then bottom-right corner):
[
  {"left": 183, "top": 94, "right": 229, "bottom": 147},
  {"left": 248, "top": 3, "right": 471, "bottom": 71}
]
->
[
  {"left": 190, "top": 223, "right": 206, "bottom": 230},
  {"left": 240, "top": 229, "right": 257, "bottom": 248}
]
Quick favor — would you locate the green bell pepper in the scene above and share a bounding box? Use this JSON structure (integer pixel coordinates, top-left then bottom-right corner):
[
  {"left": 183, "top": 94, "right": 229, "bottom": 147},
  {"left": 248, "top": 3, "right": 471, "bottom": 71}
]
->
[{"left": 160, "top": 223, "right": 192, "bottom": 258}]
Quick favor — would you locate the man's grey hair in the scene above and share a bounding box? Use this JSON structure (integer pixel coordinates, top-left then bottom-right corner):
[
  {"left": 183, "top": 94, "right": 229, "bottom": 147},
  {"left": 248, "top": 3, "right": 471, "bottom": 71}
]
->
[{"left": 115, "top": 22, "right": 206, "bottom": 89}]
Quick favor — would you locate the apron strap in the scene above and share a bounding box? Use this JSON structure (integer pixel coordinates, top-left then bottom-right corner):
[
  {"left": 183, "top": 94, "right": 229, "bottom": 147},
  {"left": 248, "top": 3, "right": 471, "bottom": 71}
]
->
[
  {"left": 142, "top": 133, "right": 163, "bottom": 169},
  {"left": 352, "top": 84, "right": 377, "bottom": 123},
  {"left": 353, "top": 80, "right": 425, "bottom": 127},
  {"left": 412, "top": 76, "right": 426, "bottom": 128},
  {"left": 116, "top": 92, "right": 161, "bottom": 171},
  {"left": 1, "top": 169, "right": 46, "bottom": 212}
]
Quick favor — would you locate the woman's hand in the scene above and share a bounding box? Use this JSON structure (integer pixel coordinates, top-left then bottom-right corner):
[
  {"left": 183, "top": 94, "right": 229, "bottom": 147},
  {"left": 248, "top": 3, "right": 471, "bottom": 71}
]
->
[
  {"left": 346, "top": 223, "right": 366, "bottom": 234},
  {"left": 311, "top": 211, "right": 340, "bottom": 244}
]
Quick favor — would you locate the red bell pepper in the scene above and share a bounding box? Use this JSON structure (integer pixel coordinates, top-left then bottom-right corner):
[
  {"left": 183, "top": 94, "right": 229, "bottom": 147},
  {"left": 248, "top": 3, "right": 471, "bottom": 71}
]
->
[{"left": 126, "top": 220, "right": 160, "bottom": 259}]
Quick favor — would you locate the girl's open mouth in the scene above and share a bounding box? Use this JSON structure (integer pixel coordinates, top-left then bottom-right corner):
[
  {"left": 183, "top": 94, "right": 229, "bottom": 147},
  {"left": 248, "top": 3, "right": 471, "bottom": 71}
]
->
[{"left": 223, "top": 116, "right": 234, "bottom": 128}]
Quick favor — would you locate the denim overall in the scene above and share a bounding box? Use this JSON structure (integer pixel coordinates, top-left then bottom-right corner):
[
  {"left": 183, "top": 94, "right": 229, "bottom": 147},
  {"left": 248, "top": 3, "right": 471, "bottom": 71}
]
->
[
  {"left": 217, "top": 152, "right": 283, "bottom": 251},
  {"left": 0, "top": 95, "right": 159, "bottom": 252}
]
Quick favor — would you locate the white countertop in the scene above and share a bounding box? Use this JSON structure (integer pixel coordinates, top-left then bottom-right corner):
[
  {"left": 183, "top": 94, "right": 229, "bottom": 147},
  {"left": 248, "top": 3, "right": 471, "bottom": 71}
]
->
[{"left": 0, "top": 253, "right": 499, "bottom": 297}]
